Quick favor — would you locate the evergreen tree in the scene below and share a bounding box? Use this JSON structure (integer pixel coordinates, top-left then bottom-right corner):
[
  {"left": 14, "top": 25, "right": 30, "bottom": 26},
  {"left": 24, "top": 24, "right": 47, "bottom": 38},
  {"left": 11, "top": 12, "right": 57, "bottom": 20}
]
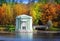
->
[
  {"left": 55, "top": 0, "right": 60, "bottom": 4},
  {"left": 0, "top": 0, "right": 6, "bottom": 4}
]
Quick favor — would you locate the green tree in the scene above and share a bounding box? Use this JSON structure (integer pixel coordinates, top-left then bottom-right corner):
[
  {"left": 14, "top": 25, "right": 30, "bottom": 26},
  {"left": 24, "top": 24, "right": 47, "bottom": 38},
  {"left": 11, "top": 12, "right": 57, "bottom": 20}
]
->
[
  {"left": 55, "top": 0, "right": 60, "bottom": 4},
  {"left": 38, "top": 0, "right": 55, "bottom": 4},
  {"left": 38, "top": 0, "right": 48, "bottom": 4},
  {"left": 28, "top": 0, "right": 35, "bottom": 4},
  {"left": 0, "top": 0, "right": 6, "bottom": 5}
]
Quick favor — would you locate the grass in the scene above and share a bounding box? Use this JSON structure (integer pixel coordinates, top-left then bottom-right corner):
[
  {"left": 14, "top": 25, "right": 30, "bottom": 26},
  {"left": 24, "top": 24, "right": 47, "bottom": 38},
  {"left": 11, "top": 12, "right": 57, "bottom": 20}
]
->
[{"left": 48, "top": 26, "right": 60, "bottom": 31}]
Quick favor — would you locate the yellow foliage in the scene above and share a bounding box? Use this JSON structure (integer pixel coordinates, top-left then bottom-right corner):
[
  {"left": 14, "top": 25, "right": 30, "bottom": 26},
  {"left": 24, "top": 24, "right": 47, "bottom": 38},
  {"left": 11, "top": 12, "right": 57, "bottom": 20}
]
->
[
  {"left": 30, "top": 6, "right": 36, "bottom": 22},
  {"left": 2, "top": 3, "right": 13, "bottom": 24}
]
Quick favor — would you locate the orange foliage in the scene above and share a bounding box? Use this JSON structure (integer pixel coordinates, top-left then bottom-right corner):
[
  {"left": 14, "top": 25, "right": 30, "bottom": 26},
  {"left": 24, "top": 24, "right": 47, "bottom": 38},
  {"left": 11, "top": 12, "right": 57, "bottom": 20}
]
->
[
  {"left": 57, "top": 4, "right": 60, "bottom": 10},
  {"left": 41, "top": 4, "right": 57, "bottom": 24},
  {"left": 13, "top": 4, "right": 28, "bottom": 16},
  {"left": 0, "top": 3, "right": 60, "bottom": 26},
  {"left": 0, "top": 5, "right": 6, "bottom": 25}
]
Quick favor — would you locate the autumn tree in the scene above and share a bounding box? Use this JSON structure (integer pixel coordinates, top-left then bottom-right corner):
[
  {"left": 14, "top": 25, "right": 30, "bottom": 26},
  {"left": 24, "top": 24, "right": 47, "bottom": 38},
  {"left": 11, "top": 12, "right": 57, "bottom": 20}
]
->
[
  {"left": 56, "top": 4, "right": 60, "bottom": 27},
  {"left": 41, "top": 3, "right": 58, "bottom": 26},
  {"left": 30, "top": 3, "right": 43, "bottom": 25},
  {"left": 13, "top": 4, "right": 28, "bottom": 16}
]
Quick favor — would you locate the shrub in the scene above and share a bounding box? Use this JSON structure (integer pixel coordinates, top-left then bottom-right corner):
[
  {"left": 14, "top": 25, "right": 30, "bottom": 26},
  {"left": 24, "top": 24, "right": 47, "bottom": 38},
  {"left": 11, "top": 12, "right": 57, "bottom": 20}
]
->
[{"left": 6, "top": 25, "right": 15, "bottom": 32}]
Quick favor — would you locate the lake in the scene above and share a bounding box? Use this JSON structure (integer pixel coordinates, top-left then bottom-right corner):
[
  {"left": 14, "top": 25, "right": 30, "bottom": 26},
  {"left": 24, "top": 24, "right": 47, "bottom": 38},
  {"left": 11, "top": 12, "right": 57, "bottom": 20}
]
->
[{"left": 0, "top": 32, "right": 60, "bottom": 41}]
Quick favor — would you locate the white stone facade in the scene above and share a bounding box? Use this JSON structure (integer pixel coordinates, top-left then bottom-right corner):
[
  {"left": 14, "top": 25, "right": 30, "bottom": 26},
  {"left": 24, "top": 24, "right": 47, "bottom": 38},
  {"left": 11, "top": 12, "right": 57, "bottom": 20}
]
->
[{"left": 16, "top": 15, "right": 33, "bottom": 32}]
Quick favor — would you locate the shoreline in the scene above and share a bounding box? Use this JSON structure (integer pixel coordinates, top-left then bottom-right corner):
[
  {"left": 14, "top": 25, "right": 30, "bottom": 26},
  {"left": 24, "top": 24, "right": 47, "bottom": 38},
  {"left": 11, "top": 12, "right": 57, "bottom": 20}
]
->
[
  {"left": 0, "top": 31, "right": 60, "bottom": 34},
  {"left": 36, "top": 31, "right": 60, "bottom": 33}
]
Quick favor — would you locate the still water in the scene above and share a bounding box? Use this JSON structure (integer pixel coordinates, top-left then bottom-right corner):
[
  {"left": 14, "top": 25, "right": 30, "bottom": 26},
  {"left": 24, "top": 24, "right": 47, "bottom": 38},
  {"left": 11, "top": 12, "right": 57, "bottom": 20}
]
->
[{"left": 0, "top": 32, "right": 60, "bottom": 41}]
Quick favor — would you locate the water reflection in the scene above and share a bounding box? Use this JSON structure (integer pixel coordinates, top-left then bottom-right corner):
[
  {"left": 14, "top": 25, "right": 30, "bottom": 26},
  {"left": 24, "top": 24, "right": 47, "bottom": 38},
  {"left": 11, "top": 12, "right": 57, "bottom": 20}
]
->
[
  {"left": 16, "top": 33, "right": 33, "bottom": 39},
  {"left": 33, "top": 33, "right": 60, "bottom": 38},
  {"left": 0, "top": 32, "right": 60, "bottom": 41}
]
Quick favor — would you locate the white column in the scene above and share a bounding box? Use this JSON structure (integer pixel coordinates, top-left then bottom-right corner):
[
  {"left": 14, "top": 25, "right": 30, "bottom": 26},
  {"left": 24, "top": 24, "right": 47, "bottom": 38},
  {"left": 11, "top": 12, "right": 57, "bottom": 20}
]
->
[{"left": 30, "top": 18, "right": 33, "bottom": 32}]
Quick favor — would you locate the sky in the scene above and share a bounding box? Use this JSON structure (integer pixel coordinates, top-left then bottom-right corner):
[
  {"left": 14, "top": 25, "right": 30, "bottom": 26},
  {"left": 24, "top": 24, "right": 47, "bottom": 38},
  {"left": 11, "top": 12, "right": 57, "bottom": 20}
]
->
[
  {"left": 15, "top": 0, "right": 29, "bottom": 4},
  {"left": 6, "top": 0, "right": 38, "bottom": 4},
  {"left": 16, "top": 0, "right": 38, "bottom": 4},
  {"left": 23, "top": 0, "right": 29, "bottom": 4},
  {"left": 6, "top": 0, "right": 29, "bottom": 4}
]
